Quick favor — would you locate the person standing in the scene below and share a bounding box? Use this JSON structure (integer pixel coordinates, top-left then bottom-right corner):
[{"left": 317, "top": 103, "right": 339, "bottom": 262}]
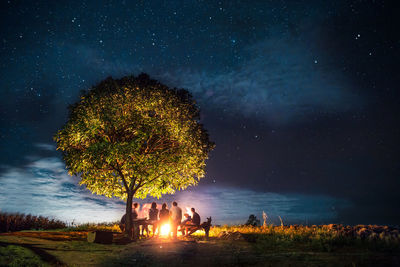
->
[
  {"left": 132, "top": 202, "right": 139, "bottom": 220},
  {"left": 132, "top": 203, "right": 140, "bottom": 239},
  {"left": 120, "top": 203, "right": 140, "bottom": 238},
  {"left": 148, "top": 202, "right": 159, "bottom": 237},
  {"left": 169, "top": 201, "right": 182, "bottom": 238},
  {"left": 159, "top": 203, "right": 170, "bottom": 225}
]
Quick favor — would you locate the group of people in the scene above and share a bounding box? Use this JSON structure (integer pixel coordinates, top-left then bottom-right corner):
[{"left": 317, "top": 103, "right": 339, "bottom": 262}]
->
[{"left": 120, "top": 201, "right": 201, "bottom": 238}]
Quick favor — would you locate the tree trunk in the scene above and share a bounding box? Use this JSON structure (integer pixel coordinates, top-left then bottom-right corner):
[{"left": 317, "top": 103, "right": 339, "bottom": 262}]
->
[{"left": 125, "top": 192, "right": 133, "bottom": 238}]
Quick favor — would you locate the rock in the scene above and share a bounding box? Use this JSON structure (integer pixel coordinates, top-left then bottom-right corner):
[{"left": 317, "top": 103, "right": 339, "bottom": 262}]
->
[{"left": 217, "top": 231, "right": 246, "bottom": 241}]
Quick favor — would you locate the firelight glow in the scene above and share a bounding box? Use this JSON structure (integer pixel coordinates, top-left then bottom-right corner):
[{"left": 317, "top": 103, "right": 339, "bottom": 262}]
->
[{"left": 159, "top": 223, "right": 171, "bottom": 237}]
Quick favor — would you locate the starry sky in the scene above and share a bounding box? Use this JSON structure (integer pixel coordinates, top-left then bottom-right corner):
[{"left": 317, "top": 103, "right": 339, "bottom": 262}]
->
[{"left": 0, "top": 0, "right": 399, "bottom": 225}]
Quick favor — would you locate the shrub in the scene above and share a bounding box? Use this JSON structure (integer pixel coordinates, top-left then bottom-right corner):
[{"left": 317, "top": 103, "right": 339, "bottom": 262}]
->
[{"left": 0, "top": 212, "right": 66, "bottom": 232}]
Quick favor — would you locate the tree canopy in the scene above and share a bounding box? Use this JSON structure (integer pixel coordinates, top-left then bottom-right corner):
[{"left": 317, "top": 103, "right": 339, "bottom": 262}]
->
[{"left": 54, "top": 74, "right": 214, "bottom": 202}]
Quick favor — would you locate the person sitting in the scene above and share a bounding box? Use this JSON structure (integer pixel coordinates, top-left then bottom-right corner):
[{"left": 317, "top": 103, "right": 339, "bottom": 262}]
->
[
  {"left": 182, "top": 213, "right": 192, "bottom": 224},
  {"left": 180, "top": 213, "right": 192, "bottom": 235},
  {"left": 191, "top": 208, "right": 201, "bottom": 226},
  {"left": 119, "top": 214, "right": 126, "bottom": 232},
  {"left": 120, "top": 203, "right": 139, "bottom": 235},
  {"left": 147, "top": 202, "right": 159, "bottom": 237},
  {"left": 181, "top": 208, "right": 201, "bottom": 236}
]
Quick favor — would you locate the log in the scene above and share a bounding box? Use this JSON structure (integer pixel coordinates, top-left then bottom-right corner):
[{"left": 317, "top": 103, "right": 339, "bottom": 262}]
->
[{"left": 87, "top": 231, "right": 113, "bottom": 244}]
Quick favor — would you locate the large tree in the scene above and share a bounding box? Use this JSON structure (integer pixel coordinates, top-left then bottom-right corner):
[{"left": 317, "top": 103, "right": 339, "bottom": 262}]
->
[{"left": 54, "top": 74, "right": 214, "bottom": 236}]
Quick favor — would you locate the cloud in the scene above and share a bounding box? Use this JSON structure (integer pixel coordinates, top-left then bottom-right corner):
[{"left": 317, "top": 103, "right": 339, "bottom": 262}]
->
[
  {"left": 0, "top": 155, "right": 350, "bottom": 224},
  {"left": 34, "top": 143, "right": 56, "bottom": 151},
  {"left": 0, "top": 157, "right": 125, "bottom": 223}
]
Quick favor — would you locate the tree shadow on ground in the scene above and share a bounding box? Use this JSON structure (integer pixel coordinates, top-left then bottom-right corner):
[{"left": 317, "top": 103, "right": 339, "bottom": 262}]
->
[{"left": 0, "top": 241, "right": 65, "bottom": 266}]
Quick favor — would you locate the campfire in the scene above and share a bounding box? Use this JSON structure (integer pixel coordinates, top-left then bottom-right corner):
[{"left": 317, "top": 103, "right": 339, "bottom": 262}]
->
[{"left": 159, "top": 223, "right": 171, "bottom": 237}]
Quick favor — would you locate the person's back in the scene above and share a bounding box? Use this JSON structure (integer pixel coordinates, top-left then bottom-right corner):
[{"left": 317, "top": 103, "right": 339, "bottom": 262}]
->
[
  {"left": 120, "top": 214, "right": 126, "bottom": 225},
  {"left": 132, "top": 203, "right": 139, "bottom": 220},
  {"left": 191, "top": 208, "right": 200, "bottom": 226},
  {"left": 159, "top": 205, "right": 169, "bottom": 223},
  {"left": 170, "top": 204, "right": 182, "bottom": 222},
  {"left": 170, "top": 201, "right": 182, "bottom": 238},
  {"left": 120, "top": 214, "right": 126, "bottom": 231},
  {"left": 192, "top": 212, "right": 200, "bottom": 226},
  {"left": 146, "top": 202, "right": 159, "bottom": 237},
  {"left": 149, "top": 207, "right": 158, "bottom": 221}
]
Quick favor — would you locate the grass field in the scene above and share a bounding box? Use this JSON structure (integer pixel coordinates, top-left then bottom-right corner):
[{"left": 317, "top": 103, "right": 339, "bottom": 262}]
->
[{"left": 0, "top": 224, "right": 399, "bottom": 266}]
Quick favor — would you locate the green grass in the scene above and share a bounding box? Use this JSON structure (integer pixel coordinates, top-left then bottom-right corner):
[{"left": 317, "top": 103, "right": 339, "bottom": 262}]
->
[
  {"left": 1, "top": 224, "right": 399, "bottom": 266},
  {"left": 0, "top": 245, "right": 48, "bottom": 267}
]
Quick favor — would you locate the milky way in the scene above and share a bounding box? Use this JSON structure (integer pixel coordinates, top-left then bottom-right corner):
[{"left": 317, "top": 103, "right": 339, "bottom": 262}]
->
[{"left": 0, "top": 0, "right": 399, "bottom": 225}]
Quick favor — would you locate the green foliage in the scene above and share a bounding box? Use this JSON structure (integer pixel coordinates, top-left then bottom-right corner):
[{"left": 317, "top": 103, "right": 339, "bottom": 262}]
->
[{"left": 55, "top": 74, "right": 214, "bottom": 201}]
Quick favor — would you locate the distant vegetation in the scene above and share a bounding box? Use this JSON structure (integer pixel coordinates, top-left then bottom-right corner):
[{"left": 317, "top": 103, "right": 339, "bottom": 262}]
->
[
  {"left": 61, "top": 222, "right": 121, "bottom": 232},
  {"left": 208, "top": 224, "right": 400, "bottom": 252},
  {"left": 0, "top": 212, "right": 66, "bottom": 232}
]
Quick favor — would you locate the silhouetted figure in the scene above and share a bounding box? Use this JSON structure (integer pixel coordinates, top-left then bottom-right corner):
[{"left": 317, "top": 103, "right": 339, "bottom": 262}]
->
[
  {"left": 182, "top": 213, "right": 192, "bottom": 224},
  {"left": 180, "top": 213, "right": 192, "bottom": 235},
  {"left": 159, "top": 203, "right": 170, "bottom": 225},
  {"left": 170, "top": 201, "right": 182, "bottom": 238},
  {"left": 120, "top": 202, "right": 139, "bottom": 233},
  {"left": 147, "top": 202, "right": 159, "bottom": 236},
  {"left": 183, "top": 207, "right": 201, "bottom": 236},
  {"left": 191, "top": 208, "right": 201, "bottom": 226}
]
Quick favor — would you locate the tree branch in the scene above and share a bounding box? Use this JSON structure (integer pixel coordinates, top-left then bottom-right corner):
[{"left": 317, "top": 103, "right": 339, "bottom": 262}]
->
[{"left": 109, "top": 162, "right": 129, "bottom": 193}]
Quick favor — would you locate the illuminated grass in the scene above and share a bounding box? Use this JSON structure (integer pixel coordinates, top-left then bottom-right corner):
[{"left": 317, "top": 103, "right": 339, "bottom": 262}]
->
[
  {"left": 193, "top": 224, "right": 400, "bottom": 252},
  {"left": 59, "top": 222, "right": 121, "bottom": 232}
]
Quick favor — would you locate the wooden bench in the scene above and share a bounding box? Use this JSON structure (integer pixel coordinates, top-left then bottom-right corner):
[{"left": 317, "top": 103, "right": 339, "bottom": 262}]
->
[{"left": 180, "top": 217, "right": 212, "bottom": 237}]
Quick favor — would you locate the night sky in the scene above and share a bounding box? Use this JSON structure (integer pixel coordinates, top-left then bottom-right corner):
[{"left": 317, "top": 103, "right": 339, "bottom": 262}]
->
[{"left": 0, "top": 1, "right": 399, "bottom": 225}]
